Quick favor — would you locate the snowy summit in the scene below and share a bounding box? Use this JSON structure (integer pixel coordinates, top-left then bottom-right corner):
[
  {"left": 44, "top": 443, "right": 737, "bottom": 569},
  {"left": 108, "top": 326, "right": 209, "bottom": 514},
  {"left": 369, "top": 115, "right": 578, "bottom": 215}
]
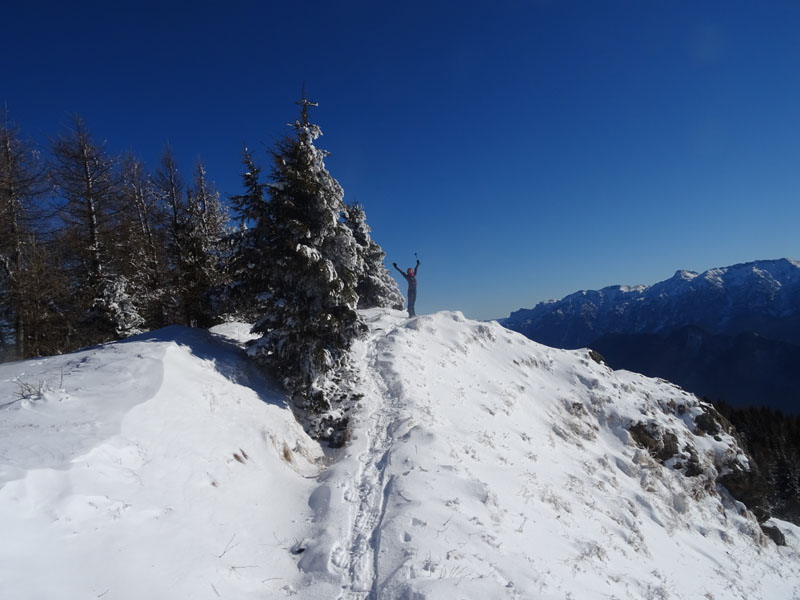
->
[{"left": 1, "top": 310, "right": 798, "bottom": 599}]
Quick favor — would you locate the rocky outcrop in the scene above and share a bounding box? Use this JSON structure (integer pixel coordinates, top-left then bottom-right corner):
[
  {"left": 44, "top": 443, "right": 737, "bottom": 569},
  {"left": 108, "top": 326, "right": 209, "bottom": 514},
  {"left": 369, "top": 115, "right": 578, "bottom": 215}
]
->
[
  {"left": 628, "top": 402, "right": 771, "bottom": 522},
  {"left": 762, "top": 524, "right": 787, "bottom": 546}
]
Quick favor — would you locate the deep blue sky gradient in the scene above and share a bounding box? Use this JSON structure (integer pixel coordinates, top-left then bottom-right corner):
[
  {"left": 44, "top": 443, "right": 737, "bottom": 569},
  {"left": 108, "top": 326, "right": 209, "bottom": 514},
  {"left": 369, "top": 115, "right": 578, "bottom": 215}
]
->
[{"left": 4, "top": 1, "right": 800, "bottom": 319}]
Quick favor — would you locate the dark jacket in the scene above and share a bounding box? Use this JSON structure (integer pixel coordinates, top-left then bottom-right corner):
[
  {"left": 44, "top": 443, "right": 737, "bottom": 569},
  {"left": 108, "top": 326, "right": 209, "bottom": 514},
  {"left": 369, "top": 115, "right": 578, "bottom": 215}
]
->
[{"left": 393, "top": 260, "right": 419, "bottom": 290}]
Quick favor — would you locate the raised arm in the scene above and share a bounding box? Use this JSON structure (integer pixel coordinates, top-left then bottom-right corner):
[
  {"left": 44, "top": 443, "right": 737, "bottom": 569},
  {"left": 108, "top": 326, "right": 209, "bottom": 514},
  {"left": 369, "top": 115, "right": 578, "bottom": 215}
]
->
[
  {"left": 392, "top": 262, "right": 405, "bottom": 276},
  {"left": 413, "top": 259, "right": 420, "bottom": 276}
]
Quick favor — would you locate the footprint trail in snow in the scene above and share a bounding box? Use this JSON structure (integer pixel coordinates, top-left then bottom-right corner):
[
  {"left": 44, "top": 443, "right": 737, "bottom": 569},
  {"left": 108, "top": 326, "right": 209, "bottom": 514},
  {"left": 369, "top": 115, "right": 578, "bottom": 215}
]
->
[{"left": 297, "top": 308, "right": 800, "bottom": 600}]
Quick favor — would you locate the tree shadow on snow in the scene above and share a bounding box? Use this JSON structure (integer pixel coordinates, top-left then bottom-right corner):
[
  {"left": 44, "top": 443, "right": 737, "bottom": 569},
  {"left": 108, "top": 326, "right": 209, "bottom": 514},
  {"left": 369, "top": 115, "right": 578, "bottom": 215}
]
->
[{"left": 119, "top": 325, "right": 287, "bottom": 408}]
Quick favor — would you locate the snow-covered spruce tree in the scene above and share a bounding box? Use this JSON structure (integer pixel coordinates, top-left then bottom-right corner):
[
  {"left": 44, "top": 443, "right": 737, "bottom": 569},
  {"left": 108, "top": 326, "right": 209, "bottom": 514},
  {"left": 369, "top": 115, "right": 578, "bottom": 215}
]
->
[
  {"left": 343, "top": 202, "right": 404, "bottom": 310},
  {"left": 175, "top": 162, "right": 229, "bottom": 327},
  {"left": 117, "top": 154, "right": 170, "bottom": 328},
  {"left": 248, "top": 94, "right": 364, "bottom": 425},
  {"left": 51, "top": 116, "right": 143, "bottom": 345},
  {"left": 227, "top": 147, "right": 270, "bottom": 322},
  {"left": 153, "top": 151, "right": 227, "bottom": 327}
]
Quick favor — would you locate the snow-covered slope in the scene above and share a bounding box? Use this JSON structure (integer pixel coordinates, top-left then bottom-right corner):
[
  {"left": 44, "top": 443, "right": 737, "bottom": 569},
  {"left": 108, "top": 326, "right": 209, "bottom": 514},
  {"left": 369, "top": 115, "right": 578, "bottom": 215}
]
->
[
  {"left": 2, "top": 311, "right": 799, "bottom": 599},
  {"left": 0, "top": 325, "right": 323, "bottom": 599}
]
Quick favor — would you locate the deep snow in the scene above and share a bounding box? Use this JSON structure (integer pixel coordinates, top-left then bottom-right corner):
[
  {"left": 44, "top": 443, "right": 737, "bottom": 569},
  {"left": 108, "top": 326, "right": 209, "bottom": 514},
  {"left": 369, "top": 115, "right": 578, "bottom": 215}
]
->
[{"left": 1, "top": 310, "right": 798, "bottom": 599}]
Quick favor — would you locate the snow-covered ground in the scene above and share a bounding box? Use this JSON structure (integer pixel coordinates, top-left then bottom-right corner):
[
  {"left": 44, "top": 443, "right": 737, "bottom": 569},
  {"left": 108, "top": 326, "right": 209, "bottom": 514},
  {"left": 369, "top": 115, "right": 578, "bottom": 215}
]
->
[
  {"left": 0, "top": 325, "right": 322, "bottom": 599},
  {"left": 1, "top": 310, "right": 799, "bottom": 599}
]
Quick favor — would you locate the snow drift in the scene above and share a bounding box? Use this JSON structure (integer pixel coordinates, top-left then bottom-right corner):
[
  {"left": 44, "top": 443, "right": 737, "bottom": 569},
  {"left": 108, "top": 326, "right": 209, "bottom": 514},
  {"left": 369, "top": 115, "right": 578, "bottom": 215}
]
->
[
  {"left": 1, "top": 311, "right": 799, "bottom": 599},
  {"left": 0, "top": 325, "right": 323, "bottom": 599}
]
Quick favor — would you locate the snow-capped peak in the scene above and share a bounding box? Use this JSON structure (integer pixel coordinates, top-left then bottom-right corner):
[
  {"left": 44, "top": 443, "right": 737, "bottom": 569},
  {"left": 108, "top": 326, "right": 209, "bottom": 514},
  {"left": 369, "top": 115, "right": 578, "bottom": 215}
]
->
[
  {"left": 504, "top": 258, "right": 800, "bottom": 349},
  {"left": 671, "top": 269, "right": 699, "bottom": 281}
]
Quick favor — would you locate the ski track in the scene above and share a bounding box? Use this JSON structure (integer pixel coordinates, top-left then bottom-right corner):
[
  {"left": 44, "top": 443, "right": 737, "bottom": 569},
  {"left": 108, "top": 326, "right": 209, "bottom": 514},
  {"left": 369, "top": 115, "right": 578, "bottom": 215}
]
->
[{"left": 340, "top": 317, "right": 407, "bottom": 600}]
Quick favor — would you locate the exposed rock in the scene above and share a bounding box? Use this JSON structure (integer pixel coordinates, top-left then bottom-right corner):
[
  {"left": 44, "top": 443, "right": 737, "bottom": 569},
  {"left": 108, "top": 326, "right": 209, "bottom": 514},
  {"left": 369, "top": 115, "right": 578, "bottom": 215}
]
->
[
  {"left": 627, "top": 412, "right": 772, "bottom": 528},
  {"left": 630, "top": 420, "right": 685, "bottom": 461},
  {"left": 762, "top": 524, "right": 786, "bottom": 546},
  {"left": 752, "top": 506, "right": 773, "bottom": 523},
  {"left": 682, "top": 445, "right": 703, "bottom": 477},
  {"left": 629, "top": 422, "right": 660, "bottom": 453},
  {"left": 695, "top": 411, "right": 720, "bottom": 436},
  {"left": 660, "top": 432, "right": 679, "bottom": 461},
  {"left": 719, "top": 465, "right": 771, "bottom": 522},
  {"left": 588, "top": 349, "right": 605, "bottom": 365}
]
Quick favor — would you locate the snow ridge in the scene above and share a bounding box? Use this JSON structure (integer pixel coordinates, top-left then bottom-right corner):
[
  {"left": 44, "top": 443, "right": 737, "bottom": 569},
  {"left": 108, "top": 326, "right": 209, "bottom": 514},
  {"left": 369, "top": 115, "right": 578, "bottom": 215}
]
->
[
  {"left": 296, "top": 309, "right": 800, "bottom": 599},
  {"left": 2, "top": 313, "right": 800, "bottom": 599}
]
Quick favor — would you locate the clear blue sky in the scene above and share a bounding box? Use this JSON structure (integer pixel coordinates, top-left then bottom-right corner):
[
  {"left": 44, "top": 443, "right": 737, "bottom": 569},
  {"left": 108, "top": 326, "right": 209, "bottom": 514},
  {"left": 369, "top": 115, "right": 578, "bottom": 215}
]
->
[{"left": 4, "top": 1, "right": 800, "bottom": 320}]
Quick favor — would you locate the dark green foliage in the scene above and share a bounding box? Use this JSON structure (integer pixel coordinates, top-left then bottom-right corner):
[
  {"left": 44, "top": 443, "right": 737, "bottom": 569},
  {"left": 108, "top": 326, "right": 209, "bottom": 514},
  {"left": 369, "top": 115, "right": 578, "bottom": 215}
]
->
[
  {"left": 116, "top": 154, "right": 170, "bottom": 328},
  {"left": 715, "top": 399, "right": 800, "bottom": 524},
  {"left": 343, "top": 202, "right": 404, "bottom": 310},
  {"left": 230, "top": 147, "right": 267, "bottom": 226},
  {"left": 153, "top": 147, "right": 188, "bottom": 324},
  {"left": 152, "top": 151, "right": 228, "bottom": 328},
  {"left": 174, "top": 162, "right": 228, "bottom": 327},
  {"left": 246, "top": 95, "right": 364, "bottom": 414},
  {"left": 226, "top": 148, "right": 270, "bottom": 321}
]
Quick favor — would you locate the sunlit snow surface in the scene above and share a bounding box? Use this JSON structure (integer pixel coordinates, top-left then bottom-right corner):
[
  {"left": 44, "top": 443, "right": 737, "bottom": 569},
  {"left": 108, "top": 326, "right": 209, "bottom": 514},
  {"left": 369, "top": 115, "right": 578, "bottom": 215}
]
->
[
  {"left": 0, "top": 325, "right": 322, "bottom": 599},
  {"left": 1, "top": 311, "right": 799, "bottom": 599}
]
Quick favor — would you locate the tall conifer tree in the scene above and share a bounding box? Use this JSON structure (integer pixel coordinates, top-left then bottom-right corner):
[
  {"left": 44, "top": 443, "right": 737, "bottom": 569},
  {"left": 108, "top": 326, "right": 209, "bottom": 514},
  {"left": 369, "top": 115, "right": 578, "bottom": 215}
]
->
[
  {"left": 228, "top": 147, "right": 270, "bottom": 320},
  {"left": 117, "top": 154, "right": 169, "bottom": 327},
  {"left": 248, "top": 92, "right": 363, "bottom": 414},
  {"left": 153, "top": 147, "right": 187, "bottom": 323},
  {"left": 51, "top": 116, "right": 142, "bottom": 343},
  {"left": 0, "top": 110, "right": 48, "bottom": 358},
  {"left": 178, "top": 161, "right": 228, "bottom": 326},
  {"left": 344, "top": 202, "right": 404, "bottom": 310}
]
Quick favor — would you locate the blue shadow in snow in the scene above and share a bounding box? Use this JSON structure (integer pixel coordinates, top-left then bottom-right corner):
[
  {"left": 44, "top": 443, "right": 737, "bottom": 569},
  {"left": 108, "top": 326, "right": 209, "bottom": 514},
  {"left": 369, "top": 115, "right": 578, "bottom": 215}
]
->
[{"left": 119, "top": 325, "right": 287, "bottom": 408}]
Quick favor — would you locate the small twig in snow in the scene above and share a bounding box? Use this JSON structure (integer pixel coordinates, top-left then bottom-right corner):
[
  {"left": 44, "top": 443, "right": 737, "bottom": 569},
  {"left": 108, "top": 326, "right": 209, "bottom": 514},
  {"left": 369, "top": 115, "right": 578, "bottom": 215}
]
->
[
  {"left": 210, "top": 583, "right": 220, "bottom": 597},
  {"left": 218, "top": 533, "right": 239, "bottom": 558},
  {"left": 516, "top": 516, "right": 528, "bottom": 533},
  {"left": 436, "top": 514, "right": 454, "bottom": 536},
  {"left": 228, "top": 565, "right": 258, "bottom": 576}
]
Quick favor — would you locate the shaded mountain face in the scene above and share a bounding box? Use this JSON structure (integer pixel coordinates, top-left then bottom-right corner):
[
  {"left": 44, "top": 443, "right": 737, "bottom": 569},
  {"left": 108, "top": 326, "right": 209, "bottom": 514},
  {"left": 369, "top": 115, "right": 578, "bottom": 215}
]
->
[
  {"left": 502, "top": 258, "right": 800, "bottom": 412},
  {"left": 590, "top": 326, "right": 800, "bottom": 413}
]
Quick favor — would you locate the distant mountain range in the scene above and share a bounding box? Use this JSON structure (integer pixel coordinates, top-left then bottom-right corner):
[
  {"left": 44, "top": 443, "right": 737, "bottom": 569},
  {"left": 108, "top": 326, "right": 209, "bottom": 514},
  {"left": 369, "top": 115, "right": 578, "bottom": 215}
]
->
[{"left": 501, "top": 258, "right": 800, "bottom": 413}]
